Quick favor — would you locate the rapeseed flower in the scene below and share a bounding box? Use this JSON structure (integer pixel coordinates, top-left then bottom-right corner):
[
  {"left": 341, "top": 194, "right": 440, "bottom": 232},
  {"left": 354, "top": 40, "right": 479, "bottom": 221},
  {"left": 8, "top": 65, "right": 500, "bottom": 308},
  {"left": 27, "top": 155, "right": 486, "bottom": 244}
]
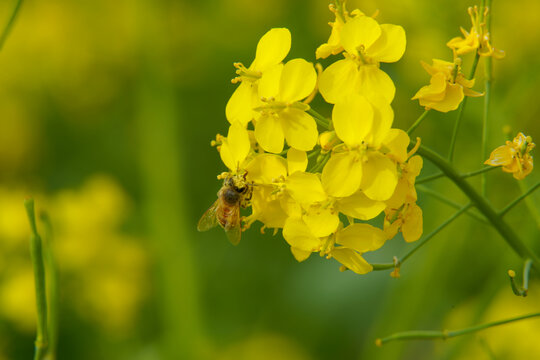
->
[
  {"left": 254, "top": 58, "right": 318, "bottom": 153},
  {"left": 447, "top": 6, "right": 505, "bottom": 59},
  {"left": 318, "top": 11, "right": 406, "bottom": 104},
  {"left": 485, "top": 132, "right": 535, "bottom": 180},
  {"left": 226, "top": 28, "right": 291, "bottom": 126},
  {"left": 412, "top": 58, "right": 483, "bottom": 112}
]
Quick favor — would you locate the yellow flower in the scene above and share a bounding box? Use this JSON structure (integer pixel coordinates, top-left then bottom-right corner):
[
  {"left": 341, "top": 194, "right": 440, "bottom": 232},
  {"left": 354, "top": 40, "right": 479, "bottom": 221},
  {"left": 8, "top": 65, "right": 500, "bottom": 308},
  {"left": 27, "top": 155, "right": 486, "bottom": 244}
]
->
[
  {"left": 226, "top": 28, "right": 291, "bottom": 126},
  {"left": 253, "top": 58, "right": 318, "bottom": 153},
  {"left": 412, "top": 58, "right": 483, "bottom": 112},
  {"left": 319, "top": 14, "right": 406, "bottom": 104},
  {"left": 316, "top": 1, "right": 361, "bottom": 59},
  {"left": 447, "top": 6, "right": 505, "bottom": 59},
  {"left": 485, "top": 132, "right": 535, "bottom": 180},
  {"left": 218, "top": 122, "right": 251, "bottom": 172},
  {"left": 321, "top": 94, "right": 398, "bottom": 200},
  {"left": 384, "top": 202, "right": 423, "bottom": 243}
]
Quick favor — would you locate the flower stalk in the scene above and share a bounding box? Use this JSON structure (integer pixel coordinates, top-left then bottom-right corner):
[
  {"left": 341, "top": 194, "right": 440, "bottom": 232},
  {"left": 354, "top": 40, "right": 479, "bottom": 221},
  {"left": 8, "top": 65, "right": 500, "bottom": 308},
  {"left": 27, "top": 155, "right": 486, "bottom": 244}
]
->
[{"left": 24, "top": 199, "right": 49, "bottom": 360}]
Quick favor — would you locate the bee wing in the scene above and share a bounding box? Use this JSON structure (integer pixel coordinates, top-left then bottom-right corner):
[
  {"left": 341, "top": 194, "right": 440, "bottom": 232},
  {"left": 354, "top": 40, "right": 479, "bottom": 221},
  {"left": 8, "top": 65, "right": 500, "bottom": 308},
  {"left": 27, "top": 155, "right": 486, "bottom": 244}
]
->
[
  {"left": 197, "top": 200, "right": 219, "bottom": 232},
  {"left": 224, "top": 205, "right": 242, "bottom": 246}
]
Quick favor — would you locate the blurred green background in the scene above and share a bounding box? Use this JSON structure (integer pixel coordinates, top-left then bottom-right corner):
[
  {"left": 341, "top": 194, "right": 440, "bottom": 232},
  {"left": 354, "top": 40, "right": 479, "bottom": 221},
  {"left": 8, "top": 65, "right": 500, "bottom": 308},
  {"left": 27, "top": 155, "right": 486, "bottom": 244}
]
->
[{"left": 1, "top": 0, "right": 539, "bottom": 359}]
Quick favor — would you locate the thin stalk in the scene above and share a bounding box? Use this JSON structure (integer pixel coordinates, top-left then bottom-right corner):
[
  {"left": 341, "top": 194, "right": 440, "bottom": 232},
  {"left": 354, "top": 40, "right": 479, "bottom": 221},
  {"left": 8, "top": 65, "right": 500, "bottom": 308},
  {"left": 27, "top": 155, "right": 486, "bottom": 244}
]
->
[
  {"left": 371, "top": 204, "right": 471, "bottom": 271},
  {"left": 416, "top": 172, "right": 444, "bottom": 184},
  {"left": 40, "top": 212, "right": 58, "bottom": 360},
  {"left": 376, "top": 312, "right": 540, "bottom": 345},
  {"left": 416, "top": 145, "right": 540, "bottom": 270},
  {"left": 461, "top": 166, "right": 497, "bottom": 178},
  {"left": 307, "top": 108, "right": 331, "bottom": 130},
  {"left": 24, "top": 199, "right": 49, "bottom": 360},
  {"left": 407, "top": 109, "right": 430, "bottom": 135},
  {"left": 448, "top": 53, "right": 481, "bottom": 162},
  {"left": 481, "top": 0, "right": 493, "bottom": 196},
  {"left": 417, "top": 185, "right": 488, "bottom": 224},
  {"left": 499, "top": 181, "right": 540, "bottom": 216},
  {"left": 0, "top": 0, "right": 23, "bottom": 51}
]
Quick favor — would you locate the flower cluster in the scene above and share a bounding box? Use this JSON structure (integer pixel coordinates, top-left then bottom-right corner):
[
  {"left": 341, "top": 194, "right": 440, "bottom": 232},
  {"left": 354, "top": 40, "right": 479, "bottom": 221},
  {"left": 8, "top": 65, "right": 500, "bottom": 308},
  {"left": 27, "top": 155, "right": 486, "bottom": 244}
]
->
[
  {"left": 206, "top": 2, "right": 423, "bottom": 275},
  {"left": 412, "top": 5, "right": 505, "bottom": 112},
  {"left": 485, "top": 132, "right": 535, "bottom": 180}
]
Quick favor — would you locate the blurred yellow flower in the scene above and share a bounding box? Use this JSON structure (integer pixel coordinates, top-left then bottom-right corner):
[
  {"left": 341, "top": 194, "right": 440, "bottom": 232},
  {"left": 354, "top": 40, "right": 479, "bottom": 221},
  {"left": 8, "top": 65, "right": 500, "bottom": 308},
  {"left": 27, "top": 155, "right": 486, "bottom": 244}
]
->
[
  {"left": 412, "top": 58, "right": 483, "bottom": 112},
  {"left": 484, "top": 132, "right": 535, "bottom": 180},
  {"left": 447, "top": 6, "right": 505, "bottom": 59}
]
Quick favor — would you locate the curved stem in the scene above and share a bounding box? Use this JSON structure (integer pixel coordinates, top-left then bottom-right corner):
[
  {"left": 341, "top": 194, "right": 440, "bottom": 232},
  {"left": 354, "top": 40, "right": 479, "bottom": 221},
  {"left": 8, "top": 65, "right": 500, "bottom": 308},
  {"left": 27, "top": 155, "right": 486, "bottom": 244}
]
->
[
  {"left": 499, "top": 181, "right": 540, "bottom": 217},
  {"left": 417, "top": 185, "right": 488, "bottom": 224},
  {"left": 461, "top": 166, "right": 497, "bottom": 178},
  {"left": 24, "top": 199, "right": 49, "bottom": 360},
  {"left": 371, "top": 204, "right": 471, "bottom": 271},
  {"left": 407, "top": 109, "right": 430, "bottom": 135},
  {"left": 0, "top": 0, "right": 23, "bottom": 51},
  {"left": 376, "top": 312, "right": 540, "bottom": 346},
  {"left": 416, "top": 172, "right": 444, "bottom": 184},
  {"left": 416, "top": 145, "right": 540, "bottom": 270}
]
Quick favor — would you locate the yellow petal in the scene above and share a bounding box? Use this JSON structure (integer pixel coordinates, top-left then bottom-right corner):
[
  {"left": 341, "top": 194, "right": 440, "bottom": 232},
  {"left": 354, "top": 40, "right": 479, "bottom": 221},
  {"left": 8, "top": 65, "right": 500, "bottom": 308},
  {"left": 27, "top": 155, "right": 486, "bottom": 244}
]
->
[
  {"left": 412, "top": 72, "right": 447, "bottom": 102},
  {"left": 287, "top": 148, "right": 308, "bottom": 175},
  {"left": 322, "top": 151, "right": 363, "bottom": 198},
  {"left": 484, "top": 145, "right": 514, "bottom": 167},
  {"left": 258, "top": 63, "right": 283, "bottom": 100},
  {"left": 250, "top": 187, "right": 287, "bottom": 229},
  {"left": 332, "top": 94, "right": 373, "bottom": 147},
  {"left": 366, "top": 94, "right": 394, "bottom": 147},
  {"left": 384, "top": 178, "right": 409, "bottom": 210},
  {"left": 356, "top": 65, "right": 395, "bottom": 104},
  {"left": 282, "top": 217, "right": 321, "bottom": 252},
  {"left": 319, "top": 59, "right": 357, "bottom": 104},
  {"left": 331, "top": 248, "right": 372, "bottom": 274},
  {"left": 341, "top": 16, "right": 382, "bottom": 56},
  {"left": 226, "top": 81, "right": 255, "bottom": 126},
  {"left": 254, "top": 113, "right": 285, "bottom": 153},
  {"left": 402, "top": 203, "right": 423, "bottom": 242},
  {"left": 336, "top": 223, "right": 386, "bottom": 252},
  {"left": 336, "top": 191, "right": 385, "bottom": 220},
  {"left": 280, "top": 108, "right": 318, "bottom": 151},
  {"left": 361, "top": 152, "right": 398, "bottom": 201},
  {"left": 219, "top": 123, "right": 251, "bottom": 171},
  {"left": 383, "top": 129, "right": 410, "bottom": 163},
  {"left": 245, "top": 154, "right": 287, "bottom": 184},
  {"left": 424, "top": 83, "right": 464, "bottom": 113},
  {"left": 366, "top": 24, "right": 406, "bottom": 63},
  {"left": 286, "top": 172, "right": 327, "bottom": 204},
  {"left": 303, "top": 207, "right": 339, "bottom": 237},
  {"left": 279, "top": 58, "right": 317, "bottom": 103},
  {"left": 252, "top": 28, "right": 291, "bottom": 72},
  {"left": 291, "top": 247, "right": 312, "bottom": 262}
]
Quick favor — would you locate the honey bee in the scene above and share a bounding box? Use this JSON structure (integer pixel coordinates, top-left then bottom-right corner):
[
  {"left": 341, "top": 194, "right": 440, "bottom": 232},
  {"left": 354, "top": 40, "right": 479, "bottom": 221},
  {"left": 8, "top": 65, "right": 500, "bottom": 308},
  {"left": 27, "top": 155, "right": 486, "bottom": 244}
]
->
[{"left": 197, "top": 173, "right": 252, "bottom": 245}]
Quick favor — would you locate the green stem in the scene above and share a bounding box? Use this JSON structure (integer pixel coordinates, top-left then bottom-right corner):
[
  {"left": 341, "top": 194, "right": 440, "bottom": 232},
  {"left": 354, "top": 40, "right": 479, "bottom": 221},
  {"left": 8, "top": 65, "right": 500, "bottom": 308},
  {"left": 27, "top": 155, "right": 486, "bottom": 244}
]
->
[
  {"left": 416, "top": 172, "right": 444, "bottom": 184},
  {"left": 448, "top": 53, "right": 481, "bottom": 162},
  {"left": 499, "top": 181, "right": 540, "bottom": 217},
  {"left": 309, "top": 152, "right": 330, "bottom": 173},
  {"left": 307, "top": 108, "right": 331, "bottom": 130},
  {"left": 416, "top": 145, "right": 540, "bottom": 270},
  {"left": 0, "top": 0, "right": 23, "bottom": 51},
  {"left": 24, "top": 199, "right": 49, "bottom": 360},
  {"left": 523, "top": 259, "right": 532, "bottom": 293},
  {"left": 417, "top": 185, "right": 488, "bottom": 224},
  {"left": 376, "top": 312, "right": 540, "bottom": 345},
  {"left": 407, "top": 109, "right": 430, "bottom": 135},
  {"left": 40, "top": 212, "right": 58, "bottom": 360},
  {"left": 371, "top": 204, "right": 471, "bottom": 271},
  {"left": 461, "top": 166, "right": 497, "bottom": 178},
  {"left": 482, "top": 0, "right": 493, "bottom": 196}
]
